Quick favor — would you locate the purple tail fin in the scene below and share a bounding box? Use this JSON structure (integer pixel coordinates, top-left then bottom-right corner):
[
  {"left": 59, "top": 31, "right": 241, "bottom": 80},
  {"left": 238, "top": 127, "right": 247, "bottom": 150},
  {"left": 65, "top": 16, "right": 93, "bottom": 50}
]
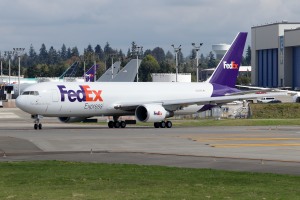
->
[
  {"left": 85, "top": 64, "right": 98, "bottom": 82},
  {"left": 207, "top": 32, "right": 247, "bottom": 88}
]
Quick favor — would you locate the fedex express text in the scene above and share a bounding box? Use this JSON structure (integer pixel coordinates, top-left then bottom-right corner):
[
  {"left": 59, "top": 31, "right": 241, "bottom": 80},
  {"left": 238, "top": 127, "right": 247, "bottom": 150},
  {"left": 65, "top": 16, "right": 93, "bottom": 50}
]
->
[{"left": 57, "top": 85, "right": 104, "bottom": 110}]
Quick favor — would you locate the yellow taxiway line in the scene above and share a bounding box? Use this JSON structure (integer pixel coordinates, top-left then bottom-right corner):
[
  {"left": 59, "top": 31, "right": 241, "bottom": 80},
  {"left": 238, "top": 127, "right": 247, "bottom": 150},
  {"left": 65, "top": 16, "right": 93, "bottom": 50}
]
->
[
  {"left": 195, "top": 138, "right": 300, "bottom": 141},
  {"left": 211, "top": 143, "right": 300, "bottom": 148}
]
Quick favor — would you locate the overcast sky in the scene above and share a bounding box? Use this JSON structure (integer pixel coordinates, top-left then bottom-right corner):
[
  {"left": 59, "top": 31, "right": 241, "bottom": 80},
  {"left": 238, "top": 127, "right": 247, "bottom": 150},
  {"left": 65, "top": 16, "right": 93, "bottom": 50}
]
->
[{"left": 0, "top": 0, "right": 299, "bottom": 57}]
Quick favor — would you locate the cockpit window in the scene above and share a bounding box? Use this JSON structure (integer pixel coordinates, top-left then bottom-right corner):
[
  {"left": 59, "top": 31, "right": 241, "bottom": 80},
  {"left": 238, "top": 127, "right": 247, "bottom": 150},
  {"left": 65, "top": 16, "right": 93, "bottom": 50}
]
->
[{"left": 21, "top": 91, "right": 39, "bottom": 96}]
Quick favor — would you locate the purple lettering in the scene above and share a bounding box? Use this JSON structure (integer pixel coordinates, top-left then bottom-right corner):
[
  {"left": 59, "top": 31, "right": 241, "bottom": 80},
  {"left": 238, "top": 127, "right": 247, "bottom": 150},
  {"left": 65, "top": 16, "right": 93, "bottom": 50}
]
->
[
  {"left": 78, "top": 86, "right": 86, "bottom": 102},
  {"left": 58, "top": 85, "right": 68, "bottom": 101},
  {"left": 57, "top": 85, "right": 103, "bottom": 102},
  {"left": 68, "top": 90, "right": 77, "bottom": 102}
]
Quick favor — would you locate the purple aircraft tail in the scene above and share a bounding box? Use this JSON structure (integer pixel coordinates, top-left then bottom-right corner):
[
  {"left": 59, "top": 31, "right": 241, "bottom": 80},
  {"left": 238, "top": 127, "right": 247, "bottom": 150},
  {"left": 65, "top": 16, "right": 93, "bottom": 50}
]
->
[
  {"left": 206, "top": 32, "right": 247, "bottom": 88},
  {"left": 85, "top": 64, "right": 98, "bottom": 82}
]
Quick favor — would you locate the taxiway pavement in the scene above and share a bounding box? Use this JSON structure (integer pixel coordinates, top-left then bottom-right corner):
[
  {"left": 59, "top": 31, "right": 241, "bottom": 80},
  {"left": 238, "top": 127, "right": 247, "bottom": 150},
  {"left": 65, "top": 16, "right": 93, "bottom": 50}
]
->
[{"left": 0, "top": 108, "right": 300, "bottom": 175}]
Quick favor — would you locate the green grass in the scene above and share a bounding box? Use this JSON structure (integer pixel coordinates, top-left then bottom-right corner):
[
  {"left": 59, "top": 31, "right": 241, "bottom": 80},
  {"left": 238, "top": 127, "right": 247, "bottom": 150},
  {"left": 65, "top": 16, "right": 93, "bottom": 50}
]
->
[
  {"left": 250, "top": 103, "right": 300, "bottom": 118},
  {"left": 0, "top": 161, "right": 299, "bottom": 199}
]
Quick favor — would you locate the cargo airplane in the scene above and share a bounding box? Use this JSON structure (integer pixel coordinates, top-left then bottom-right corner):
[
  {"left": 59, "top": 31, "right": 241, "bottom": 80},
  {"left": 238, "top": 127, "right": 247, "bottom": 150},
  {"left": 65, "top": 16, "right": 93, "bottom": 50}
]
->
[{"left": 16, "top": 32, "right": 271, "bottom": 130}]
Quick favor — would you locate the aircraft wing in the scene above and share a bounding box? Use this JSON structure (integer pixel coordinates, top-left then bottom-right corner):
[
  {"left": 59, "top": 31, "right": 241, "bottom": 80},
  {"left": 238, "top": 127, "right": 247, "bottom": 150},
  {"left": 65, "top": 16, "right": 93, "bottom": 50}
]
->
[{"left": 114, "top": 92, "right": 287, "bottom": 112}]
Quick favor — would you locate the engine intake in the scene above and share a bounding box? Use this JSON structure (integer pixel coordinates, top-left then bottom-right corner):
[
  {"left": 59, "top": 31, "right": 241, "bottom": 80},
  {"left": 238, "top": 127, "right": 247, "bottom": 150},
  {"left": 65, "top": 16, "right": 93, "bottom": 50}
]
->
[{"left": 135, "top": 104, "right": 173, "bottom": 122}]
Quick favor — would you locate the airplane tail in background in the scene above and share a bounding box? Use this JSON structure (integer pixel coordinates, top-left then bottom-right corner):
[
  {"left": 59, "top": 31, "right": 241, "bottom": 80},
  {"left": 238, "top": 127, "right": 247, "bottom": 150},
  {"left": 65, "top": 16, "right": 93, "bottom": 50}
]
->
[
  {"left": 97, "top": 61, "right": 121, "bottom": 82},
  {"left": 85, "top": 64, "right": 98, "bottom": 82},
  {"left": 206, "top": 32, "right": 247, "bottom": 88}
]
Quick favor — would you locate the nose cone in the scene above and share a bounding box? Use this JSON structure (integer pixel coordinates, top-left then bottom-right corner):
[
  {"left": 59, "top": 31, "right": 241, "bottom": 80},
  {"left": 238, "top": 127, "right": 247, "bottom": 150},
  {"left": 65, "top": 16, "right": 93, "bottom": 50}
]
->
[
  {"left": 16, "top": 95, "right": 22, "bottom": 109},
  {"left": 16, "top": 95, "right": 30, "bottom": 113}
]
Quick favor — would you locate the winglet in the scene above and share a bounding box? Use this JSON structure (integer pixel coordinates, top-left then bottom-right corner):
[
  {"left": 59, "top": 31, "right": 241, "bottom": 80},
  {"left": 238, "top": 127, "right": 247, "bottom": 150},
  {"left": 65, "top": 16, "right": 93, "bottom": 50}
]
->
[{"left": 206, "top": 32, "right": 247, "bottom": 88}]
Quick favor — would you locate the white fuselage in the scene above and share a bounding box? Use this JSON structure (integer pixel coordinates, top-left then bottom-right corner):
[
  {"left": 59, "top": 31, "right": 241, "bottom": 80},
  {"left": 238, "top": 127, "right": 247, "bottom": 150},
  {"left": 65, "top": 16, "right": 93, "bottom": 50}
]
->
[{"left": 16, "top": 82, "right": 214, "bottom": 117}]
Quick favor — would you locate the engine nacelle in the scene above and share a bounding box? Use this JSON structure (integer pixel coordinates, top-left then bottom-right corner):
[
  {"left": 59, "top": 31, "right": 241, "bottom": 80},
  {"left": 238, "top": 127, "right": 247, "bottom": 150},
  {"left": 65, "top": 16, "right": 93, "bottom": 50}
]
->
[
  {"left": 58, "top": 117, "right": 88, "bottom": 123},
  {"left": 135, "top": 104, "right": 173, "bottom": 122}
]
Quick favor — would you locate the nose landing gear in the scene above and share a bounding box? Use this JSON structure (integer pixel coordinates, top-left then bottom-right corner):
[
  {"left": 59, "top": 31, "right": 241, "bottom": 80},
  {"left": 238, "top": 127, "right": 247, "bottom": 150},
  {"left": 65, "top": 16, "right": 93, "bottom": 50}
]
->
[{"left": 32, "top": 115, "right": 43, "bottom": 130}]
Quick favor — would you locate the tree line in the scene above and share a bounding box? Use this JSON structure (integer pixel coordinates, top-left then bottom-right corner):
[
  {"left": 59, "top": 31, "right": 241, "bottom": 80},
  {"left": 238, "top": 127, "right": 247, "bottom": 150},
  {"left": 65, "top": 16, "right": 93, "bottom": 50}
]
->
[{"left": 0, "top": 43, "right": 251, "bottom": 83}]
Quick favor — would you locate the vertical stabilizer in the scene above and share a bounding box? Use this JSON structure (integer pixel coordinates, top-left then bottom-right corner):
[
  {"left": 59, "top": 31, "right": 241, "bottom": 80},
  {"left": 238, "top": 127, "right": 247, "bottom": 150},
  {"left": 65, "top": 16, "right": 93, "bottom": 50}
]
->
[
  {"left": 85, "top": 64, "right": 98, "bottom": 82},
  {"left": 207, "top": 32, "right": 247, "bottom": 88}
]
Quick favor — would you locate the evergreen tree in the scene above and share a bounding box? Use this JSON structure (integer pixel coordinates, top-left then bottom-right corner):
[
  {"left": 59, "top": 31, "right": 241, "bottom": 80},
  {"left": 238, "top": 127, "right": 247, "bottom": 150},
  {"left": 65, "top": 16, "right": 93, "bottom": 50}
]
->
[
  {"left": 28, "top": 44, "right": 37, "bottom": 66},
  {"left": 39, "top": 44, "right": 48, "bottom": 64},
  {"left": 71, "top": 47, "right": 79, "bottom": 57},
  {"left": 143, "top": 49, "right": 152, "bottom": 57},
  {"left": 165, "top": 51, "right": 174, "bottom": 60},
  {"left": 104, "top": 42, "right": 114, "bottom": 56},
  {"left": 85, "top": 44, "right": 94, "bottom": 54},
  {"left": 207, "top": 51, "right": 216, "bottom": 68},
  {"left": 60, "top": 44, "right": 67, "bottom": 61},
  {"left": 127, "top": 48, "right": 131, "bottom": 58},
  {"left": 48, "top": 46, "right": 58, "bottom": 65},
  {"left": 151, "top": 47, "right": 165, "bottom": 63},
  {"left": 95, "top": 44, "right": 104, "bottom": 61},
  {"left": 245, "top": 45, "right": 251, "bottom": 65},
  {"left": 66, "top": 47, "right": 72, "bottom": 59}
]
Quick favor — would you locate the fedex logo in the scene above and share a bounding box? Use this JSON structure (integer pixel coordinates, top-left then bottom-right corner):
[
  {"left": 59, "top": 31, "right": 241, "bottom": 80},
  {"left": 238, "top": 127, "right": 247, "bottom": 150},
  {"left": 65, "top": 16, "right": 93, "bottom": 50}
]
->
[
  {"left": 58, "top": 85, "right": 103, "bottom": 102},
  {"left": 223, "top": 61, "right": 239, "bottom": 70},
  {"left": 154, "top": 111, "right": 163, "bottom": 116}
]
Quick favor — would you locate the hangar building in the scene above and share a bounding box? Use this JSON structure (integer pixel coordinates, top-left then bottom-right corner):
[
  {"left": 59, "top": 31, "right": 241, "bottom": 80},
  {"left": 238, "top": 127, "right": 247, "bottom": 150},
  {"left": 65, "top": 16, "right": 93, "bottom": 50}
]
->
[{"left": 251, "top": 21, "right": 300, "bottom": 90}]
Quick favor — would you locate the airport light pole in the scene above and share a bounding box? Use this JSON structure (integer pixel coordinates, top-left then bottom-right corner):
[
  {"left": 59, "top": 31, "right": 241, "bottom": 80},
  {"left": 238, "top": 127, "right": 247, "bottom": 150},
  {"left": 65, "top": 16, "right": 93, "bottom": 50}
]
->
[
  {"left": 109, "top": 53, "right": 117, "bottom": 80},
  {"left": 192, "top": 43, "right": 203, "bottom": 82},
  {"left": 131, "top": 42, "right": 143, "bottom": 82},
  {"left": 80, "top": 55, "right": 86, "bottom": 82},
  {"left": 4, "top": 51, "right": 13, "bottom": 84},
  {"left": 171, "top": 44, "right": 181, "bottom": 82},
  {"left": 94, "top": 56, "right": 97, "bottom": 82},
  {"left": 0, "top": 51, "right": 3, "bottom": 77},
  {"left": 80, "top": 55, "right": 85, "bottom": 82},
  {"left": 13, "top": 48, "right": 25, "bottom": 96}
]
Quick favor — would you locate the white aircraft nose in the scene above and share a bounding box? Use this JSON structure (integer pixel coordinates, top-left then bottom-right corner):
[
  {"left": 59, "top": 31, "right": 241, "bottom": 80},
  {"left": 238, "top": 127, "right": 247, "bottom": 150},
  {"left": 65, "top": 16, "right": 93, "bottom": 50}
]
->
[{"left": 16, "top": 95, "right": 28, "bottom": 111}]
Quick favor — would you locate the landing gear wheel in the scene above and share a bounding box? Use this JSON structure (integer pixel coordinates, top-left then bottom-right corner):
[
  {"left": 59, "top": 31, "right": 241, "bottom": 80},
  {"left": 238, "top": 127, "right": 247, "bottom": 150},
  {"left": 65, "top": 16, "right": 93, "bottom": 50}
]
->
[
  {"left": 108, "top": 121, "right": 114, "bottom": 128},
  {"left": 166, "top": 121, "right": 172, "bottom": 128},
  {"left": 160, "top": 121, "right": 166, "bottom": 128},
  {"left": 154, "top": 122, "right": 160, "bottom": 128},
  {"left": 33, "top": 115, "right": 43, "bottom": 130},
  {"left": 114, "top": 121, "right": 120, "bottom": 128},
  {"left": 120, "top": 121, "right": 126, "bottom": 128}
]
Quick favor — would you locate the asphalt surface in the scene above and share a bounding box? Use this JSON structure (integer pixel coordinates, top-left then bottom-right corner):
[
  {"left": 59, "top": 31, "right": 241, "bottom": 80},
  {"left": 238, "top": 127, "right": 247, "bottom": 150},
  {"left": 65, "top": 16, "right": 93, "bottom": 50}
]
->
[{"left": 0, "top": 108, "right": 300, "bottom": 175}]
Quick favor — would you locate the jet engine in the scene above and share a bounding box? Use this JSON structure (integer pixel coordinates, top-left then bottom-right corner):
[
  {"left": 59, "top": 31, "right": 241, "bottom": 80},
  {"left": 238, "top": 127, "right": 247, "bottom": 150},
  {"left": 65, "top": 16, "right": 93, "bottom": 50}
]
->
[
  {"left": 58, "top": 117, "right": 88, "bottom": 123},
  {"left": 135, "top": 104, "right": 173, "bottom": 122}
]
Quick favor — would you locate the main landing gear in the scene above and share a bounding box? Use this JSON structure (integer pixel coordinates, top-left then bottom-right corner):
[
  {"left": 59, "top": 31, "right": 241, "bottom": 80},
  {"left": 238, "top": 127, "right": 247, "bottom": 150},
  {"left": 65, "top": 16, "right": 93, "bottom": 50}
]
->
[
  {"left": 108, "top": 120, "right": 127, "bottom": 128},
  {"left": 108, "top": 116, "right": 126, "bottom": 128},
  {"left": 32, "top": 115, "right": 43, "bottom": 130},
  {"left": 154, "top": 121, "right": 172, "bottom": 128}
]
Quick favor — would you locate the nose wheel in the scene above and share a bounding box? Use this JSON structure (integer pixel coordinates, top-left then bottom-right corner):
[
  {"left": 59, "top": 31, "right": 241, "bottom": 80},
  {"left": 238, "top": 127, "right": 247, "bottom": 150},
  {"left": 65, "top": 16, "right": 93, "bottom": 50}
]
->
[
  {"left": 34, "top": 123, "right": 42, "bottom": 130},
  {"left": 32, "top": 115, "right": 43, "bottom": 130}
]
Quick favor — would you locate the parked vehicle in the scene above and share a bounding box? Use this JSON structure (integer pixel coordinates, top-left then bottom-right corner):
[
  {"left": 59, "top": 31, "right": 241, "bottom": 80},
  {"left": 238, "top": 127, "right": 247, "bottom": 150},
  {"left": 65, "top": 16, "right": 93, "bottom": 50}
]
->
[
  {"left": 257, "top": 97, "right": 277, "bottom": 103},
  {"left": 267, "top": 99, "right": 282, "bottom": 103}
]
